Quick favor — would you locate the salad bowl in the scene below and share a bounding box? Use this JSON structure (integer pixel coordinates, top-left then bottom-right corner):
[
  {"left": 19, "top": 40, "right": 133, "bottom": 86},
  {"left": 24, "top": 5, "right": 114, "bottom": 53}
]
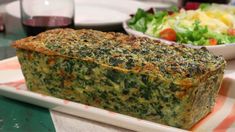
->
[
  {"left": 123, "top": 21, "right": 235, "bottom": 60},
  {"left": 123, "top": 4, "right": 235, "bottom": 60}
]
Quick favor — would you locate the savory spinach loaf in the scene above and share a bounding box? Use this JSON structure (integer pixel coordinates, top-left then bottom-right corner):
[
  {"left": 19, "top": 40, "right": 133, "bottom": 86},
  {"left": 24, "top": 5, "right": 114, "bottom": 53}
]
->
[{"left": 13, "top": 29, "right": 226, "bottom": 129}]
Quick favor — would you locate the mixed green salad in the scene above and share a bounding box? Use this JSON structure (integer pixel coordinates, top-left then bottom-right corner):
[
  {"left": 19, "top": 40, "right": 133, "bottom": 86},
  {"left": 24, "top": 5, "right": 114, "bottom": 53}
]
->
[{"left": 128, "top": 4, "right": 235, "bottom": 46}]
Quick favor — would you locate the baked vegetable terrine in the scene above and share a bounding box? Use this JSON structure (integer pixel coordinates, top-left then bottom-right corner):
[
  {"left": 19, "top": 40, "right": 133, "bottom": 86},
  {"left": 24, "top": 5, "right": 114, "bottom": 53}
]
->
[{"left": 13, "top": 29, "right": 226, "bottom": 129}]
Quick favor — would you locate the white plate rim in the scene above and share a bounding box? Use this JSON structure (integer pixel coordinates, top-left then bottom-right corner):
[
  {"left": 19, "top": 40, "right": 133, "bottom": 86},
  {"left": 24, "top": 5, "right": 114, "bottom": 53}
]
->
[{"left": 74, "top": 0, "right": 150, "bottom": 26}]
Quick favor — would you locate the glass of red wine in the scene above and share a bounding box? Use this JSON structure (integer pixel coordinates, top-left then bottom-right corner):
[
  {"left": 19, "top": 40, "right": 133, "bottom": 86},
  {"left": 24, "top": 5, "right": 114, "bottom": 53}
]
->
[{"left": 20, "top": 0, "right": 75, "bottom": 36}]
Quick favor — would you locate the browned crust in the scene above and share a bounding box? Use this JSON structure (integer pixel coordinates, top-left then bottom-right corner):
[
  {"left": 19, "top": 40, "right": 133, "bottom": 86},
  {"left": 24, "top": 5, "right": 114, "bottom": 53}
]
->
[
  {"left": 12, "top": 29, "right": 74, "bottom": 56},
  {"left": 12, "top": 28, "right": 156, "bottom": 56}
]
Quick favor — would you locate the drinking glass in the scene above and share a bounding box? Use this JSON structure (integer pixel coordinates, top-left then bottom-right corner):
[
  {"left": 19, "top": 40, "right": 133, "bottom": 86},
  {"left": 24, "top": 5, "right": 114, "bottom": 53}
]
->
[{"left": 20, "top": 0, "right": 75, "bottom": 36}]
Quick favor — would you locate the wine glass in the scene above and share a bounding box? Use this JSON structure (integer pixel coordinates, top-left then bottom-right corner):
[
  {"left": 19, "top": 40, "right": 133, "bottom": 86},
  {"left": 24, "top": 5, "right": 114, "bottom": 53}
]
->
[{"left": 20, "top": 0, "right": 75, "bottom": 36}]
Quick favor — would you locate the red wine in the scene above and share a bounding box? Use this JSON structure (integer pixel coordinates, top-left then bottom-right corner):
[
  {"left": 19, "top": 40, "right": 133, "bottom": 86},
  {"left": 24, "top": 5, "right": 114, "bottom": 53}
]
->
[{"left": 22, "top": 16, "right": 74, "bottom": 36}]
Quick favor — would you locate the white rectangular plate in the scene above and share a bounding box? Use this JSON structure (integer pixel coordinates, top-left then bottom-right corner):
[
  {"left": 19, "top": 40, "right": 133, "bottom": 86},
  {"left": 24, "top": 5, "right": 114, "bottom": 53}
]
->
[{"left": 0, "top": 57, "right": 235, "bottom": 132}]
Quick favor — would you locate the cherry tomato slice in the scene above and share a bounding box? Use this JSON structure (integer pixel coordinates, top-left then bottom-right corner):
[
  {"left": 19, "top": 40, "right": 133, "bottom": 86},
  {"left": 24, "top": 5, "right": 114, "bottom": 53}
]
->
[
  {"left": 209, "top": 38, "right": 217, "bottom": 46},
  {"left": 159, "top": 28, "right": 177, "bottom": 41}
]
